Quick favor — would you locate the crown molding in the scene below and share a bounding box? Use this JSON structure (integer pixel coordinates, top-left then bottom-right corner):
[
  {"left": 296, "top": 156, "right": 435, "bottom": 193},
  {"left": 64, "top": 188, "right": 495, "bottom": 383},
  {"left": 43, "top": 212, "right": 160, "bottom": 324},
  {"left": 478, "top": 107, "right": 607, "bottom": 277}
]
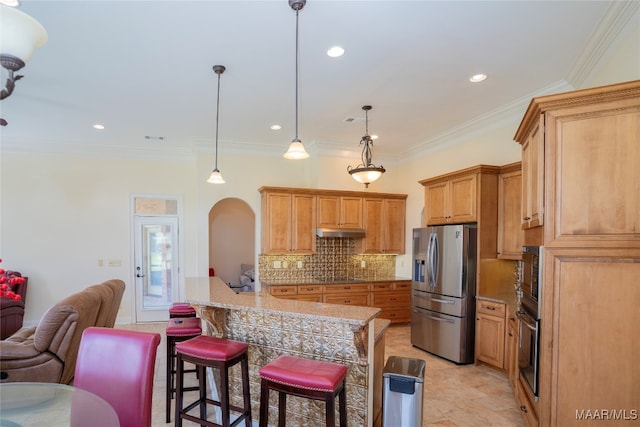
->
[{"left": 567, "top": 1, "right": 640, "bottom": 88}]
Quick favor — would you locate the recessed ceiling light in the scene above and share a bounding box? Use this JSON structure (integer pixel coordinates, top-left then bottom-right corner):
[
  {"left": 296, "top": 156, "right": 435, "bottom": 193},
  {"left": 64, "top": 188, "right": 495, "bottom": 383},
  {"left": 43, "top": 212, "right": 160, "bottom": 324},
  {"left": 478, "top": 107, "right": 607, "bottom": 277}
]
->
[
  {"left": 469, "top": 74, "right": 487, "bottom": 83},
  {"left": 327, "top": 46, "right": 345, "bottom": 58},
  {"left": 270, "top": 124, "right": 282, "bottom": 131},
  {"left": 93, "top": 124, "right": 105, "bottom": 130}
]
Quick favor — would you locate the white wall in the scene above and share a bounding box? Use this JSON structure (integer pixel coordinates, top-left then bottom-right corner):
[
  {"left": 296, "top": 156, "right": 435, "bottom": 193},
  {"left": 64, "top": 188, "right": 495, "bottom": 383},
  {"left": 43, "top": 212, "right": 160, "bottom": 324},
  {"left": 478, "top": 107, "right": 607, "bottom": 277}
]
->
[{"left": 1, "top": 15, "right": 637, "bottom": 325}]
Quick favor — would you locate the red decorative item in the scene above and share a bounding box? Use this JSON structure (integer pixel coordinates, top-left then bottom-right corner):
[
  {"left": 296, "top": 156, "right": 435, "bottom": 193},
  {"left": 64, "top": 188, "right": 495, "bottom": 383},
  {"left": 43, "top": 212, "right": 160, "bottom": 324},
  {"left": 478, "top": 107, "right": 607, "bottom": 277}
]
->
[
  {"left": 208, "top": 268, "right": 214, "bottom": 277},
  {"left": 0, "top": 258, "right": 26, "bottom": 300}
]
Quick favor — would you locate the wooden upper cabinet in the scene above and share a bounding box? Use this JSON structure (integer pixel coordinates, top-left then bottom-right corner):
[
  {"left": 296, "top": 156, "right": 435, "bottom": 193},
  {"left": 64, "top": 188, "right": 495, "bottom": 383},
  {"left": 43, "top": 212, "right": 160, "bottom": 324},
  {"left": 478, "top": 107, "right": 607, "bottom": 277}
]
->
[
  {"left": 317, "top": 196, "right": 363, "bottom": 229},
  {"left": 519, "top": 114, "right": 544, "bottom": 230},
  {"left": 362, "top": 197, "right": 406, "bottom": 254},
  {"left": 260, "top": 190, "right": 316, "bottom": 254},
  {"left": 514, "top": 80, "right": 640, "bottom": 246},
  {"left": 423, "top": 173, "right": 476, "bottom": 225},
  {"left": 498, "top": 163, "right": 525, "bottom": 260}
]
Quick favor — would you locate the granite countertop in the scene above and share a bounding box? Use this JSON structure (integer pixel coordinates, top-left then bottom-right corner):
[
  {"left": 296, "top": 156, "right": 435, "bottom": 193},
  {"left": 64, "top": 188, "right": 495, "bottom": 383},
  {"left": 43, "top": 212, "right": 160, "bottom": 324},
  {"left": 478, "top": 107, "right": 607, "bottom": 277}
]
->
[
  {"left": 476, "top": 290, "right": 518, "bottom": 310},
  {"left": 185, "top": 276, "right": 381, "bottom": 326},
  {"left": 261, "top": 277, "right": 411, "bottom": 286}
]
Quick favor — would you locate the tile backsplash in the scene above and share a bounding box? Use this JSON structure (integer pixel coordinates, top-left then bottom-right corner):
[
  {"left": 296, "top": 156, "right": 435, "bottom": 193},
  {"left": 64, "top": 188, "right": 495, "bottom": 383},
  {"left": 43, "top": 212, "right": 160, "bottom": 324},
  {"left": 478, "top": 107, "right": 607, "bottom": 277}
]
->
[{"left": 259, "top": 237, "right": 396, "bottom": 282}]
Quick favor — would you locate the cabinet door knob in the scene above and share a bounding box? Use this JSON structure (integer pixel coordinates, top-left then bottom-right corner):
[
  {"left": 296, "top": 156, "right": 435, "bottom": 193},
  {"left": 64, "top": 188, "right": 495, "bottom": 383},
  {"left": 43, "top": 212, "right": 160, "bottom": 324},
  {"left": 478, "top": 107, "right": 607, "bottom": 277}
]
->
[{"left": 520, "top": 405, "right": 528, "bottom": 413}]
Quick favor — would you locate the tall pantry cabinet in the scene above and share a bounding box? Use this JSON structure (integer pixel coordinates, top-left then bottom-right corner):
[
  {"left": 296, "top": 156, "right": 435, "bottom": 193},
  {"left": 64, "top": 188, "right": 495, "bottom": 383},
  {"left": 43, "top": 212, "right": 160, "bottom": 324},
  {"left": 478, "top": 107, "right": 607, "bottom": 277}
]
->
[{"left": 513, "top": 80, "right": 640, "bottom": 427}]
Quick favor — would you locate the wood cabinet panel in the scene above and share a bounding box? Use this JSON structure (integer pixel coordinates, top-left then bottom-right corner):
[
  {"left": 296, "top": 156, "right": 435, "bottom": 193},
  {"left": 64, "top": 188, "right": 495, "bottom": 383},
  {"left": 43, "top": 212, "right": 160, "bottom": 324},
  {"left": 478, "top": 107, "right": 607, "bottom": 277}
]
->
[
  {"left": 362, "top": 198, "right": 406, "bottom": 254},
  {"left": 520, "top": 115, "right": 544, "bottom": 229},
  {"left": 498, "top": 163, "right": 525, "bottom": 259},
  {"left": 505, "top": 306, "right": 519, "bottom": 390},
  {"left": 475, "top": 300, "right": 505, "bottom": 369},
  {"left": 540, "top": 250, "right": 640, "bottom": 427},
  {"left": 423, "top": 175, "right": 477, "bottom": 225},
  {"left": 323, "top": 293, "right": 369, "bottom": 306},
  {"left": 261, "top": 191, "right": 316, "bottom": 254},
  {"left": 317, "top": 196, "right": 363, "bottom": 229},
  {"left": 545, "top": 102, "right": 640, "bottom": 246}
]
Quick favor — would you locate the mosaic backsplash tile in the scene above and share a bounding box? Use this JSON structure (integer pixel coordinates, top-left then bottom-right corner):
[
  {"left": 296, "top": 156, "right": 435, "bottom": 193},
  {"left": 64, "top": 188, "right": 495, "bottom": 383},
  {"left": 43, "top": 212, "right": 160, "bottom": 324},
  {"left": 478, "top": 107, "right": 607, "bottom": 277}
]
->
[{"left": 259, "top": 237, "right": 396, "bottom": 281}]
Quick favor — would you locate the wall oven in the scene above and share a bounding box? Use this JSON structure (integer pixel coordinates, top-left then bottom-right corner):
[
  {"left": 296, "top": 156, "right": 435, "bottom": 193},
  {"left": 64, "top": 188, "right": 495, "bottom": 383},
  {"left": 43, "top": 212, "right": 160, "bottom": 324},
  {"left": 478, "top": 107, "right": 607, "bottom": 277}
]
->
[{"left": 517, "top": 246, "right": 542, "bottom": 401}]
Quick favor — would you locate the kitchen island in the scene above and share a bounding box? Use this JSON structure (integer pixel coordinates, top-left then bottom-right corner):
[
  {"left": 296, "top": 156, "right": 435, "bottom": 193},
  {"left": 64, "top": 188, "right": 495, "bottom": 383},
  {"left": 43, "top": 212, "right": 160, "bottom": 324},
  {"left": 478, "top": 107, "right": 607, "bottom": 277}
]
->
[{"left": 185, "top": 276, "right": 389, "bottom": 427}]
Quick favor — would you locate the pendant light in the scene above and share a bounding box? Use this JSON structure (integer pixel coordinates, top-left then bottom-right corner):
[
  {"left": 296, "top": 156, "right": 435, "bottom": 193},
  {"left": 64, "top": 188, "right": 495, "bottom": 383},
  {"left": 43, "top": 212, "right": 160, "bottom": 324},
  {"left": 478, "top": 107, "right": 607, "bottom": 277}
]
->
[
  {"left": 207, "top": 65, "right": 226, "bottom": 184},
  {"left": 283, "top": 0, "right": 310, "bottom": 160},
  {"left": 347, "top": 105, "right": 385, "bottom": 188}
]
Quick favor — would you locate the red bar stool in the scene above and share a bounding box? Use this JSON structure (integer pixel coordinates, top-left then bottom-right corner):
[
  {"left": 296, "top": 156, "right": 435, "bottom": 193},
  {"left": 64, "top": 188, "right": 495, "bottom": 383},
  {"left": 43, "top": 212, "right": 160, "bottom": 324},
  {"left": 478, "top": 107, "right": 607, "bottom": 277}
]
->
[
  {"left": 166, "top": 317, "right": 202, "bottom": 423},
  {"left": 169, "top": 302, "right": 197, "bottom": 318},
  {"left": 259, "top": 355, "right": 348, "bottom": 427},
  {"left": 175, "top": 335, "right": 252, "bottom": 427}
]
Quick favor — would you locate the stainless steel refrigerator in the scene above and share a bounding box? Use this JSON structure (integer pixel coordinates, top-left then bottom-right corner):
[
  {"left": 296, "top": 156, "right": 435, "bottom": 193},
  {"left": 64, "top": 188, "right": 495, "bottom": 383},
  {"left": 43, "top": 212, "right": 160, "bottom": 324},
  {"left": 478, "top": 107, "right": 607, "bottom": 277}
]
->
[{"left": 410, "top": 225, "right": 477, "bottom": 364}]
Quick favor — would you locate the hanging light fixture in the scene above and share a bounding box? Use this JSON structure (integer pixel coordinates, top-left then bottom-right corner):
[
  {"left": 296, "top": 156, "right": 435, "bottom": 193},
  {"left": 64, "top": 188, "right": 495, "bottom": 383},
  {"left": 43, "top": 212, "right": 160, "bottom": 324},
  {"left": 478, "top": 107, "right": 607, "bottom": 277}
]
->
[
  {"left": 206, "top": 65, "right": 226, "bottom": 184},
  {"left": 348, "top": 105, "right": 385, "bottom": 188},
  {"left": 283, "top": 0, "right": 310, "bottom": 160},
  {"left": 0, "top": 4, "right": 48, "bottom": 126}
]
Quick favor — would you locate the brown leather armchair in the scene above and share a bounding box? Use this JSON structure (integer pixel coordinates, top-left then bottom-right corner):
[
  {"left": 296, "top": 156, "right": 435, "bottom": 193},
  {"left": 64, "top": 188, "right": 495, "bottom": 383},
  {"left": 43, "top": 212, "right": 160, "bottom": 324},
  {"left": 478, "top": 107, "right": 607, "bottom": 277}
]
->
[
  {"left": 0, "top": 279, "right": 125, "bottom": 384},
  {"left": 0, "top": 278, "right": 28, "bottom": 340}
]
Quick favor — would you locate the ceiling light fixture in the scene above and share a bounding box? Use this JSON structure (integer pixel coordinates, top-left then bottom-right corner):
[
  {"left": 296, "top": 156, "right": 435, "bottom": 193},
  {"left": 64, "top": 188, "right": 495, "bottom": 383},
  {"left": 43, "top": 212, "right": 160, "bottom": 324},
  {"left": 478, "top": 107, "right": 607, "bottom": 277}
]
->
[
  {"left": 0, "top": 4, "right": 47, "bottom": 126},
  {"left": 348, "top": 105, "right": 385, "bottom": 188},
  {"left": 469, "top": 73, "right": 487, "bottom": 83},
  {"left": 327, "top": 46, "right": 344, "bottom": 58},
  {"left": 207, "top": 65, "right": 226, "bottom": 184},
  {"left": 283, "top": 0, "right": 310, "bottom": 160}
]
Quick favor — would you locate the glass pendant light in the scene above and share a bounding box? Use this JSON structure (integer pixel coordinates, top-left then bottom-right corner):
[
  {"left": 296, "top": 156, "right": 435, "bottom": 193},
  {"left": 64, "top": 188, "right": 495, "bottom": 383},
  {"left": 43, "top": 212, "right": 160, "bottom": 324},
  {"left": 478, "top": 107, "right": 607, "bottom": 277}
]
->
[
  {"left": 347, "top": 105, "right": 385, "bottom": 188},
  {"left": 283, "top": 0, "right": 310, "bottom": 160},
  {"left": 207, "top": 65, "right": 226, "bottom": 184}
]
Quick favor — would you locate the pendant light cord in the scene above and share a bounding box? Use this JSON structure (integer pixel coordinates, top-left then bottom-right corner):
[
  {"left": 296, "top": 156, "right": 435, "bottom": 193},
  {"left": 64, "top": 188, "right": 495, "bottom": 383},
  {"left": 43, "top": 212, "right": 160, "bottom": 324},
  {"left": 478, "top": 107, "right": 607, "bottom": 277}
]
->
[
  {"left": 215, "top": 70, "right": 221, "bottom": 170},
  {"left": 294, "top": 8, "right": 300, "bottom": 141}
]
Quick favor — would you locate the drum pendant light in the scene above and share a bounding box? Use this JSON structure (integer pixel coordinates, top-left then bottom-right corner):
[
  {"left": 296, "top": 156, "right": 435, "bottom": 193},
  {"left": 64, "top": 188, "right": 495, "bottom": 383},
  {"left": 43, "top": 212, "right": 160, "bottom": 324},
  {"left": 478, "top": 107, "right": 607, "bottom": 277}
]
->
[
  {"left": 283, "top": 0, "right": 310, "bottom": 160},
  {"left": 347, "top": 105, "right": 385, "bottom": 187},
  {"left": 207, "top": 65, "right": 226, "bottom": 184}
]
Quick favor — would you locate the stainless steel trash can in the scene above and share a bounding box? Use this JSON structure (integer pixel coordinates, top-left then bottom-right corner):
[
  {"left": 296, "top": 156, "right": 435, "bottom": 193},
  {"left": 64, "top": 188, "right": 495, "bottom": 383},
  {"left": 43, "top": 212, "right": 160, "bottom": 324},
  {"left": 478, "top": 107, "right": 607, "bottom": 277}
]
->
[{"left": 382, "top": 356, "right": 426, "bottom": 427}]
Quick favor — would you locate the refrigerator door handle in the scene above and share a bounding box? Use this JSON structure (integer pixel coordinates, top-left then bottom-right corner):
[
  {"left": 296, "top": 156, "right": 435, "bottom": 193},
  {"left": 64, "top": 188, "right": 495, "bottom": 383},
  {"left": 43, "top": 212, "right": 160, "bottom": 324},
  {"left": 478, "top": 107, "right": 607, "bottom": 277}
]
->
[
  {"left": 414, "top": 308, "right": 455, "bottom": 324},
  {"left": 427, "top": 297, "right": 455, "bottom": 304},
  {"left": 430, "top": 232, "right": 439, "bottom": 287},
  {"left": 425, "top": 233, "right": 434, "bottom": 287}
]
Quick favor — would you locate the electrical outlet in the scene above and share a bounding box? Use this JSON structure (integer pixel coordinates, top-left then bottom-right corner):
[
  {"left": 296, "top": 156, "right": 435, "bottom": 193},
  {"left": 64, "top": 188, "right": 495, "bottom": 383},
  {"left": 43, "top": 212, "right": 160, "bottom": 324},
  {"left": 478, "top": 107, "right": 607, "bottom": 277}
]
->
[
  {"left": 361, "top": 260, "right": 366, "bottom": 268},
  {"left": 283, "top": 261, "right": 288, "bottom": 269},
  {"left": 273, "top": 260, "right": 281, "bottom": 269},
  {"left": 297, "top": 261, "right": 303, "bottom": 269}
]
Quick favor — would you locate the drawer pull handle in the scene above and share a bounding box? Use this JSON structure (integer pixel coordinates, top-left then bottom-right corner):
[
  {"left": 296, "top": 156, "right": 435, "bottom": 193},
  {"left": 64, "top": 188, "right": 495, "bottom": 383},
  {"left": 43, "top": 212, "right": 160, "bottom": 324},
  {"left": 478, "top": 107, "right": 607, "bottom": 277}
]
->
[
  {"left": 486, "top": 306, "right": 496, "bottom": 310},
  {"left": 344, "top": 300, "right": 351, "bottom": 304}
]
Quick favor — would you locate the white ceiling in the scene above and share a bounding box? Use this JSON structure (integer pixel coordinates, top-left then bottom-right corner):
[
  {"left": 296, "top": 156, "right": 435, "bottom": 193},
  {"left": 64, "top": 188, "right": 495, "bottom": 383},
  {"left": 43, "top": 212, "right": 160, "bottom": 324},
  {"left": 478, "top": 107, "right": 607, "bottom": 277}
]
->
[{"left": 0, "top": 1, "right": 634, "bottom": 161}]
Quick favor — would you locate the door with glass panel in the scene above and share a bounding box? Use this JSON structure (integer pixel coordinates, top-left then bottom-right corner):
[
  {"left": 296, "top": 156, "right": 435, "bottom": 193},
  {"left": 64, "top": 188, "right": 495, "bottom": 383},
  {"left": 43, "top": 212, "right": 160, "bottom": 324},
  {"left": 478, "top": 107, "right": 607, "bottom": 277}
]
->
[{"left": 134, "top": 216, "right": 179, "bottom": 322}]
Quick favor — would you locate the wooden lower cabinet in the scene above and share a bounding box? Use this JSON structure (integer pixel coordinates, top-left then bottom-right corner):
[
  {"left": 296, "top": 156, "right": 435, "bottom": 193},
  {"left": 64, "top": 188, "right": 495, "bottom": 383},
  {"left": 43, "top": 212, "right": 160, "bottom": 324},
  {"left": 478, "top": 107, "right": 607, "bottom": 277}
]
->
[
  {"left": 505, "top": 306, "right": 519, "bottom": 390},
  {"left": 323, "top": 283, "right": 370, "bottom": 306},
  {"left": 268, "top": 281, "right": 411, "bottom": 323},
  {"left": 370, "top": 281, "right": 411, "bottom": 323},
  {"left": 517, "top": 375, "right": 540, "bottom": 427},
  {"left": 475, "top": 300, "right": 506, "bottom": 369}
]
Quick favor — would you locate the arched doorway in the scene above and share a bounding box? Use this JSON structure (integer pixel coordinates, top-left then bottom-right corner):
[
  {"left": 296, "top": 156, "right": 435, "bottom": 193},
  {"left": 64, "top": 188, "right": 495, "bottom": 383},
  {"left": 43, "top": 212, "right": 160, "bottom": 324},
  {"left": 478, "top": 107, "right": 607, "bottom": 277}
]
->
[{"left": 208, "top": 198, "right": 255, "bottom": 289}]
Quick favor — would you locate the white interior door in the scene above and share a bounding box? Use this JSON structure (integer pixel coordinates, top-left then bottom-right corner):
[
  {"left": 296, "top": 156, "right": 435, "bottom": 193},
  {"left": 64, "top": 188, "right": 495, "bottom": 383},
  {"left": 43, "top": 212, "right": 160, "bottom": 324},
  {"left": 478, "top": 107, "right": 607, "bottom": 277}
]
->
[{"left": 134, "top": 216, "right": 179, "bottom": 322}]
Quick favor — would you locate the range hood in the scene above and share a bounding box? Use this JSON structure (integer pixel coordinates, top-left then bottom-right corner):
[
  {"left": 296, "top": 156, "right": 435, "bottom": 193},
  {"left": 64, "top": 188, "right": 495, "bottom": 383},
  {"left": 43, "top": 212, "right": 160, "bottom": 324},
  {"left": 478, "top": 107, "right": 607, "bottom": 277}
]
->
[{"left": 316, "top": 228, "right": 366, "bottom": 238}]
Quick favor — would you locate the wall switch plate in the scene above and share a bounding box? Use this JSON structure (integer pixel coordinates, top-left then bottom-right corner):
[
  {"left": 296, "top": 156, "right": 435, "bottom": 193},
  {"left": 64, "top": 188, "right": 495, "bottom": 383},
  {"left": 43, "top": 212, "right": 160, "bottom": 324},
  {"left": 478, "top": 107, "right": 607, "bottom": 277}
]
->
[
  {"left": 297, "top": 261, "right": 303, "bottom": 269},
  {"left": 361, "top": 260, "right": 366, "bottom": 268},
  {"left": 282, "top": 261, "right": 288, "bottom": 269},
  {"left": 273, "top": 260, "right": 281, "bottom": 269}
]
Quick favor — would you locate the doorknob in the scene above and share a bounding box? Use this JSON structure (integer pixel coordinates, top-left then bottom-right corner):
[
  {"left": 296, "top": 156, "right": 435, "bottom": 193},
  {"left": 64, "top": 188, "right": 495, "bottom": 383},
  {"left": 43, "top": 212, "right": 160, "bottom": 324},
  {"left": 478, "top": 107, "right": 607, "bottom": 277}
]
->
[{"left": 136, "top": 266, "right": 145, "bottom": 278}]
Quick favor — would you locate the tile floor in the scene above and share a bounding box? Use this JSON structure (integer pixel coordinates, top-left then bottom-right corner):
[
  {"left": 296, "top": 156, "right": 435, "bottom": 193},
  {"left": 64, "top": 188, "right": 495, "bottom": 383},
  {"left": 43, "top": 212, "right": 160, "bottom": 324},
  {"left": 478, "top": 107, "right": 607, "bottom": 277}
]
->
[{"left": 118, "top": 322, "right": 524, "bottom": 427}]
